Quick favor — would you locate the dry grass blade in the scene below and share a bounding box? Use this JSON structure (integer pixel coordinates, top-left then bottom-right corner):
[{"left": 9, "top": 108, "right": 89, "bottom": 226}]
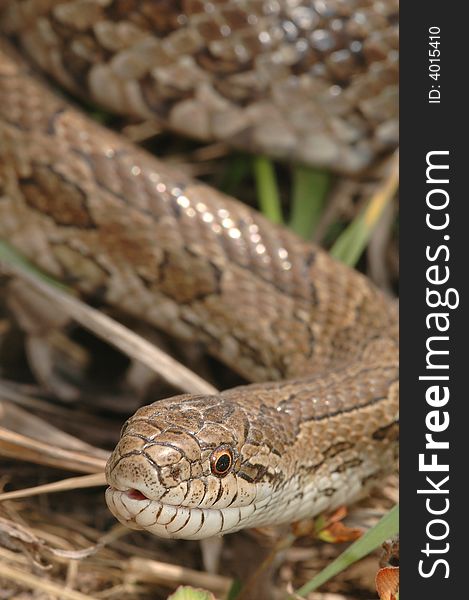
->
[
  {"left": 0, "top": 401, "right": 107, "bottom": 473},
  {"left": 127, "top": 557, "right": 232, "bottom": 597},
  {"left": 0, "top": 473, "right": 107, "bottom": 502},
  {"left": 0, "top": 252, "right": 218, "bottom": 396},
  {"left": 287, "top": 593, "right": 351, "bottom": 600},
  {"left": 0, "top": 425, "right": 107, "bottom": 473},
  {"left": 362, "top": 151, "right": 399, "bottom": 231},
  {"left": 0, "top": 561, "right": 97, "bottom": 600},
  {"left": 368, "top": 199, "right": 396, "bottom": 293},
  {"left": 0, "top": 399, "right": 108, "bottom": 457}
]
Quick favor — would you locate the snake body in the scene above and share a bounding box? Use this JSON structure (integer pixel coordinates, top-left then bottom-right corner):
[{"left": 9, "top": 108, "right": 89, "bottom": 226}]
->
[
  {"left": 0, "top": 0, "right": 398, "bottom": 173},
  {"left": 0, "top": 1, "right": 398, "bottom": 540}
]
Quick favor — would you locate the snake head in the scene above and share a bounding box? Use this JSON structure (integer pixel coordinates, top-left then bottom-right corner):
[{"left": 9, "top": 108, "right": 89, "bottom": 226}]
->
[{"left": 105, "top": 393, "right": 281, "bottom": 539}]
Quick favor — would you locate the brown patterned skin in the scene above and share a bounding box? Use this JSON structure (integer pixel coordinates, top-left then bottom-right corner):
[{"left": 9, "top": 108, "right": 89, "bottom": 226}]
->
[
  {"left": 0, "top": 37, "right": 398, "bottom": 539},
  {"left": 0, "top": 0, "right": 398, "bottom": 173}
]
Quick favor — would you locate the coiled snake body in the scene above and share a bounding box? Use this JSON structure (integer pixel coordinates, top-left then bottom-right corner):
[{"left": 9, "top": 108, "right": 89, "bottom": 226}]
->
[{"left": 0, "top": 1, "right": 398, "bottom": 540}]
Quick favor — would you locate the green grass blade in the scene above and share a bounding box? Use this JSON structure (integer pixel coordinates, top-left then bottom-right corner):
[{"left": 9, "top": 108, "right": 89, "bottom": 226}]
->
[
  {"left": 226, "top": 579, "right": 243, "bottom": 600},
  {"left": 221, "top": 154, "right": 250, "bottom": 195},
  {"left": 329, "top": 213, "right": 370, "bottom": 267},
  {"left": 289, "top": 167, "right": 330, "bottom": 239},
  {"left": 253, "top": 156, "right": 283, "bottom": 224},
  {"left": 167, "top": 587, "right": 215, "bottom": 600},
  {"left": 0, "top": 239, "right": 68, "bottom": 291},
  {"left": 330, "top": 152, "right": 399, "bottom": 267},
  {"left": 293, "top": 505, "right": 399, "bottom": 598}
]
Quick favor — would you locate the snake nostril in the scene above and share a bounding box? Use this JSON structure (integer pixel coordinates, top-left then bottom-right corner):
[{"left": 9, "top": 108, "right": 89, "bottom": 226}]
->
[{"left": 126, "top": 489, "right": 148, "bottom": 501}]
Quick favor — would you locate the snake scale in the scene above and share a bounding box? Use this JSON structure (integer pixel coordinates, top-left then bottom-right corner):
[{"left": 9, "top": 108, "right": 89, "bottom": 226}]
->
[{"left": 0, "top": 1, "right": 398, "bottom": 540}]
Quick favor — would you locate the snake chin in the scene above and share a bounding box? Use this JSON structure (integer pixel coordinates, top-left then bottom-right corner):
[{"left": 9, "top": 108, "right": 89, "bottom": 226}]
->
[{"left": 105, "top": 485, "right": 256, "bottom": 540}]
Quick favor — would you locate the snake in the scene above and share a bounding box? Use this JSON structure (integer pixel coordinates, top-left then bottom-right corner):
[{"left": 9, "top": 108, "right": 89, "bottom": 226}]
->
[{"left": 0, "top": 1, "right": 399, "bottom": 540}]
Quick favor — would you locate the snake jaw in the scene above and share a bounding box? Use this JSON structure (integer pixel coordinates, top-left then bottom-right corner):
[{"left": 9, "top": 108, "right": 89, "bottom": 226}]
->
[
  {"left": 105, "top": 484, "right": 257, "bottom": 539},
  {"left": 104, "top": 476, "right": 260, "bottom": 539}
]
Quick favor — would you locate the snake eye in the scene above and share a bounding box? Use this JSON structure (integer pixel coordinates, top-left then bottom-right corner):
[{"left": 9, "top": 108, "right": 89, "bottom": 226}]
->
[{"left": 210, "top": 446, "right": 233, "bottom": 477}]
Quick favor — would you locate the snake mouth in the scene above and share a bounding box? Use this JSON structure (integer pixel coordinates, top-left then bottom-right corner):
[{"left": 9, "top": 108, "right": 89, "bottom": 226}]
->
[
  {"left": 124, "top": 488, "right": 149, "bottom": 501},
  {"left": 105, "top": 486, "right": 157, "bottom": 530},
  {"left": 105, "top": 486, "right": 256, "bottom": 540}
]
